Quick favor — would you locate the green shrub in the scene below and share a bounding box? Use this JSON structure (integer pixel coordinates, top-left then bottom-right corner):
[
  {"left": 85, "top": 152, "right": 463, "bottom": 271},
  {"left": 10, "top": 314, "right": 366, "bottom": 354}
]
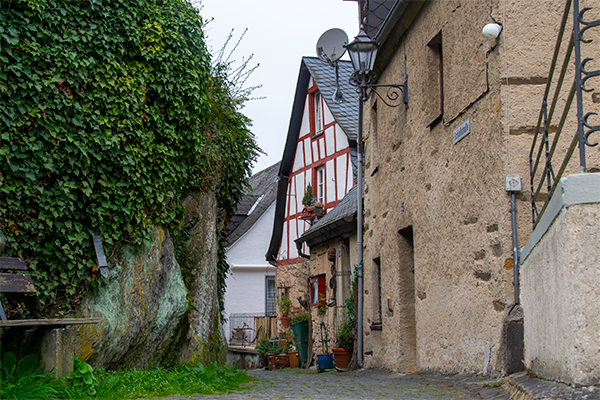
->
[
  {"left": 67, "top": 356, "right": 97, "bottom": 396},
  {"left": 302, "top": 184, "right": 314, "bottom": 206},
  {"left": 291, "top": 312, "right": 309, "bottom": 325},
  {"left": 278, "top": 295, "right": 292, "bottom": 317},
  {"left": 0, "top": 0, "right": 257, "bottom": 315},
  {"left": 0, "top": 346, "right": 60, "bottom": 400}
]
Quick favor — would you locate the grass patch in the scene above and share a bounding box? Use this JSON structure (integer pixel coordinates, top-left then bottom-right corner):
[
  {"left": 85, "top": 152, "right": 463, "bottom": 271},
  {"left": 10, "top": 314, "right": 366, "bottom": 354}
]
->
[{"left": 1, "top": 360, "right": 254, "bottom": 399}]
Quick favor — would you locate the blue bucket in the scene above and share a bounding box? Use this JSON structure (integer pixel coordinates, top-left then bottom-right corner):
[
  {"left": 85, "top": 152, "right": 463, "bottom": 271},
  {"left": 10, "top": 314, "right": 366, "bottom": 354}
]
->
[{"left": 317, "top": 354, "right": 334, "bottom": 371}]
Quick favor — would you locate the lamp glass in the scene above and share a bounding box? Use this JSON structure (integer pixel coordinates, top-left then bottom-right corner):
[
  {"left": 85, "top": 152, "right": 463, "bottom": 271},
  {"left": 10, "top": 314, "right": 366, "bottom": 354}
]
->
[{"left": 346, "top": 31, "right": 378, "bottom": 74}]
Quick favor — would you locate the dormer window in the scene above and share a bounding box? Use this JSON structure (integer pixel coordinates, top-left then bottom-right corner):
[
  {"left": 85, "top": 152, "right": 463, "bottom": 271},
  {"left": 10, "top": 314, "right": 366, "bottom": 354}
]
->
[{"left": 314, "top": 91, "right": 323, "bottom": 134}]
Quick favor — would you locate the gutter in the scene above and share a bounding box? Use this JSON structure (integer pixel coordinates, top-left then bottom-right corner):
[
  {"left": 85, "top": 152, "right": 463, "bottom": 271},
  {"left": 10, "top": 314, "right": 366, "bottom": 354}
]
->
[{"left": 374, "top": 0, "right": 411, "bottom": 45}]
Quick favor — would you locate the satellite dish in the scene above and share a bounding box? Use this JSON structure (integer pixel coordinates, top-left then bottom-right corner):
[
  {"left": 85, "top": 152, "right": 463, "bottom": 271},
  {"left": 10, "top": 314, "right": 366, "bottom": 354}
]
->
[{"left": 316, "top": 28, "right": 348, "bottom": 65}]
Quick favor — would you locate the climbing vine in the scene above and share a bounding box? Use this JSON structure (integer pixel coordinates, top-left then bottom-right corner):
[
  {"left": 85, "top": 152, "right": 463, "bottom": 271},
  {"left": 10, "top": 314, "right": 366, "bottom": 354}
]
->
[{"left": 0, "top": 0, "right": 257, "bottom": 315}]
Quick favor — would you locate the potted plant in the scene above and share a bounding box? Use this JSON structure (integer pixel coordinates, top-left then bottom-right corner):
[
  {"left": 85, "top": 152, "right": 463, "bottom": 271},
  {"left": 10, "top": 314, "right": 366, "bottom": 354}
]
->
[
  {"left": 332, "top": 319, "right": 353, "bottom": 369},
  {"left": 279, "top": 295, "right": 292, "bottom": 327},
  {"left": 266, "top": 340, "right": 287, "bottom": 370},
  {"left": 302, "top": 184, "right": 314, "bottom": 207},
  {"left": 255, "top": 337, "right": 270, "bottom": 368}
]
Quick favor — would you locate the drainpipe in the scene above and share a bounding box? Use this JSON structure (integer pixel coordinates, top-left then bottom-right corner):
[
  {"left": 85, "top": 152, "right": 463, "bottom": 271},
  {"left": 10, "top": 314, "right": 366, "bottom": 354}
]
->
[
  {"left": 356, "top": 79, "right": 365, "bottom": 368},
  {"left": 506, "top": 175, "right": 521, "bottom": 305},
  {"left": 510, "top": 192, "right": 519, "bottom": 305}
]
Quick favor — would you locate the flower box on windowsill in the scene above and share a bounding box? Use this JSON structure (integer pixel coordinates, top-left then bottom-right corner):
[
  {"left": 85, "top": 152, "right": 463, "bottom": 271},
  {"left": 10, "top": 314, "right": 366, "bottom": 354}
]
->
[{"left": 299, "top": 205, "right": 326, "bottom": 221}]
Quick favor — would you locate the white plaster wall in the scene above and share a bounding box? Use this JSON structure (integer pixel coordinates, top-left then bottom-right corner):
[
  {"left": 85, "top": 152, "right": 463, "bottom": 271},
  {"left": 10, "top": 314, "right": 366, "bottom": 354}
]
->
[
  {"left": 325, "top": 126, "right": 335, "bottom": 156},
  {"left": 324, "top": 99, "right": 335, "bottom": 126},
  {"left": 521, "top": 201, "right": 600, "bottom": 385},
  {"left": 224, "top": 202, "right": 277, "bottom": 339}
]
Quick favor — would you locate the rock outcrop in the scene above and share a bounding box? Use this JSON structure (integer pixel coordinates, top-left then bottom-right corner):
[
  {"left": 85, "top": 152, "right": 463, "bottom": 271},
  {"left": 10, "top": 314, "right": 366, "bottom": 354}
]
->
[{"left": 73, "top": 191, "right": 226, "bottom": 370}]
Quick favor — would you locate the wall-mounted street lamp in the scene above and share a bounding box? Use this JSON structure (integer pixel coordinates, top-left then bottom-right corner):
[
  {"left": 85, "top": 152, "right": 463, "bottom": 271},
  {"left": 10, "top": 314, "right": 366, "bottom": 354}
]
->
[
  {"left": 345, "top": 28, "right": 408, "bottom": 368},
  {"left": 345, "top": 28, "right": 408, "bottom": 109},
  {"left": 315, "top": 26, "right": 409, "bottom": 369}
]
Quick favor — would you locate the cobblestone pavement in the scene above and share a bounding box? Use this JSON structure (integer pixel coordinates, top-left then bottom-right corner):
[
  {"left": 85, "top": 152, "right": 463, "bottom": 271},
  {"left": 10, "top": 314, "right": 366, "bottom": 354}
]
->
[{"left": 166, "top": 368, "right": 510, "bottom": 400}]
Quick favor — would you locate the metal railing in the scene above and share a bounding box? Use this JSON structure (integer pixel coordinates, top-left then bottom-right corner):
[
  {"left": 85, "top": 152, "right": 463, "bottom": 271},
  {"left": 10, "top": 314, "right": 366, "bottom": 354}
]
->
[
  {"left": 529, "top": 0, "right": 600, "bottom": 227},
  {"left": 227, "top": 313, "right": 276, "bottom": 347}
]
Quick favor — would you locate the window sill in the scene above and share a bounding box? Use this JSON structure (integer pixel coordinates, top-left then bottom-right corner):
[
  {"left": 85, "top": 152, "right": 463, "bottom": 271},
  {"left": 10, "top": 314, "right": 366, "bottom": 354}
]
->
[
  {"left": 426, "top": 113, "right": 443, "bottom": 129},
  {"left": 370, "top": 322, "right": 382, "bottom": 331},
  {"left": 311, "top": 131, "right": 324, "bottom": 140}
]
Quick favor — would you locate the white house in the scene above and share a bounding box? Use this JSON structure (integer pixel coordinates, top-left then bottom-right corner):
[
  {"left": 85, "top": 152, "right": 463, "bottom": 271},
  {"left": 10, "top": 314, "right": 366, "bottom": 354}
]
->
[{"left": 223, "top": 162, "right": 279, "bottom": 345}]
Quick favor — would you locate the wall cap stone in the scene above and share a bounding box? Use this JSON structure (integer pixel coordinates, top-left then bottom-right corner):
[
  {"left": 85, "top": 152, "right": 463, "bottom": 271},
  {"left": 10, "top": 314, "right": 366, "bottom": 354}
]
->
[{"left": 520, "top": 173, "right": 600, "bottom": 262}]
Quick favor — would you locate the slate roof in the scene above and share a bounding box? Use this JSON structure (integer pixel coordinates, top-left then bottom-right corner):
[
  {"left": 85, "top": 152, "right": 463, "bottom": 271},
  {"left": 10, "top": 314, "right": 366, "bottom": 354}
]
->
[
  {"left": 303, "top": 58, "right": 359, "bottom": 142},
  {"left": 226, "top": 161, "right": 280, "bottom": 247},
  {"left": 295, "top": 184, "right": 359, "bottom": 248},
  {"left": 265, "top": 57, "right": 359, "bottom": 264},
  {"left": 364, "top": 0, "right": 397, "bottom": 38}
]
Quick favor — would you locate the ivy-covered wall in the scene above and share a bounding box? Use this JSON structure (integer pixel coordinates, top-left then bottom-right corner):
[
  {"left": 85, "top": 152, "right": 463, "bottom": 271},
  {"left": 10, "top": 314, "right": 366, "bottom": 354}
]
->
[{"left": 0, "top": 0, "right": 257, "bottom": 315}]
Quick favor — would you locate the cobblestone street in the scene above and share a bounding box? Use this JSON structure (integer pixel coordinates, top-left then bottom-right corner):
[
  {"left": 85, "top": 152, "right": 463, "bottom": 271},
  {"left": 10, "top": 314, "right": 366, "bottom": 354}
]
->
[{"left": 173, "top": 368, "right": 510, "bottom": 400}]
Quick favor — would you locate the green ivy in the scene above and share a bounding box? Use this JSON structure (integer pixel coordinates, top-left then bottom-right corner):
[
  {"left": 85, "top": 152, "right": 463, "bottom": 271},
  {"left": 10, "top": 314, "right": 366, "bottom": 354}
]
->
[{"left": 0, "top": 0, "right": 258, "bottom": 315}]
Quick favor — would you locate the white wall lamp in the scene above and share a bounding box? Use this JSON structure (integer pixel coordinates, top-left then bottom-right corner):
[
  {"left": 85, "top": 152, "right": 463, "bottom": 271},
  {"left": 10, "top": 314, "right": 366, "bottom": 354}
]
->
[{"left": 482, "top": 22, "right": 503, "bottom": 39}]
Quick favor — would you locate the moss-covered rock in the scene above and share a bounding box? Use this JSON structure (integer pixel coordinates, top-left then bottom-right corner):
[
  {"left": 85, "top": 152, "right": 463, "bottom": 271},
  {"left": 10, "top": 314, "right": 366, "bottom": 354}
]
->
[{"left": 73, "top": 191, "right": 226, "bottom": 370}]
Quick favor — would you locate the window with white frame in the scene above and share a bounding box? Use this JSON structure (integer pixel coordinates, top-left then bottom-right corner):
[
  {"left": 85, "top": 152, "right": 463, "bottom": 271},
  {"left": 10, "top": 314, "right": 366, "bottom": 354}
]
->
[
  {"left": 265, "top": 276, "right": 276, "bottom": 315},
  {"left": 316, "top": 166, "right": 324, "bottom": 204},
  {"left": 314, "top": 91, "right": 323, "bottom": 134}
]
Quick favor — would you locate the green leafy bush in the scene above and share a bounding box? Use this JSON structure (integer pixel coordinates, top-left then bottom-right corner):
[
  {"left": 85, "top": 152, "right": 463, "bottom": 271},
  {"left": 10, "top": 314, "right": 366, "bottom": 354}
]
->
[
  {"left": 0, "top": 0, "right": 257, "bottom": 315},
  {"left": 67, "top": 356, "right": 97, "bottom": 396},
  {"left": 0, "top": 346, "right": 60, "bottom": 400},
  {"left": 302, "top": 184, "right": 314, "bottom": 206},
  {"left": 278, "top": 295, "right": 292, "bottom": 317},
  {"left": 290, "top": 311, "right": 309, "bottom": 325}
]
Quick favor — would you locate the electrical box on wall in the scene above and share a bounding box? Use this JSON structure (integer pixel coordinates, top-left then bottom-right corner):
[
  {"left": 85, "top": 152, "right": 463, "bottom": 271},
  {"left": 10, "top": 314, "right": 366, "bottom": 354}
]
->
[{"left": 505, "top": 175, "right": 522, "bottom": 192}]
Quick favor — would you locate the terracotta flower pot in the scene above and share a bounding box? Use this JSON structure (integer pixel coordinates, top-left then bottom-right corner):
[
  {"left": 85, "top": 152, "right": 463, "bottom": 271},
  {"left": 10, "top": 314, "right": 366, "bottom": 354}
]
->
[
  {"left": 275, "top": 354, "right": 290, "bottom": 369},
  {"left": 280, "top": 316, "right": 291, "bottom": 327},
  {"left": 332, "top": 347, "right": 352, "bottom": 369},
  {"left": 267, "top": 354, "right": 276, "bottom": 370},
  {"left": 288, "top": 350, "right": 299, "bottom": 368}
]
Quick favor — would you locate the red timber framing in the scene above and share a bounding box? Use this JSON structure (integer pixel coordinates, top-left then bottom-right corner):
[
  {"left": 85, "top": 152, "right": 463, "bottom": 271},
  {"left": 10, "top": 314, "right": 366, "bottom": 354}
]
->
[{"left": 276, "top": 78, "right": 353, "bottom": 266}]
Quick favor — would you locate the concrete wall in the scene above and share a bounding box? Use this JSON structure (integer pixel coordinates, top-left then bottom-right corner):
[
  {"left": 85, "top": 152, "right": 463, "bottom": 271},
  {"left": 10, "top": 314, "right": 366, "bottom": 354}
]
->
[
  {"left": 361, "top": 0, "right": 569, "bottom": 374},
  {"left": 521, "top": 173, "right": 600, "bottom": 386}
]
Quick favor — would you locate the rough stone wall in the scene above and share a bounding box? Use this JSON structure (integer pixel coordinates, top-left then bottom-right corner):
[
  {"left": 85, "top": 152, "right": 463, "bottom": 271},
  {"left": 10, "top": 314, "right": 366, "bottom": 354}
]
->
[
  {"left": 276, "top": 259, "right": 310, "bottom": 332},
  {"left": 73, "top": 191, "right": 225, "bottom": 369},
  {"left": 361, "top": 0, "right": 566, "bottom": 374},
  {"left": 307, "top": 241, "right": 340, "bottom": 355},
  {"left": 521, "top": 200, "right": 600, "bottom": 386}
]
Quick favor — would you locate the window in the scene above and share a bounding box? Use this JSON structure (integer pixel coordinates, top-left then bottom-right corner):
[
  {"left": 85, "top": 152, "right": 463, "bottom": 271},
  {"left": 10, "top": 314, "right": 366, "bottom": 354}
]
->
[
  {"left": 265, "top": 276, "right": 276, "bottom": 315},
  {"left": 426, "top": 32, "right": 444, "bottom": 127},
  {"left": 316, "top": 166, "right": 324, "bottom": 204},
  {"left": 371, "top": 257, "right": 382, "bottom": 330},
  {"left": 310, "top": 274, "right": 326, "bottom": 307},
  {"left": 314, "top": 91, "right": 323, "bottom": 134}
]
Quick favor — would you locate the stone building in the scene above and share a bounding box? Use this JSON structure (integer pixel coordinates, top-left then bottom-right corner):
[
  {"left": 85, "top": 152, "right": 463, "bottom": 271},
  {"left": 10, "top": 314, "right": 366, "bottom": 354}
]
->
[
  {"left": 356, "top": 0, "right": 574, "bottom": 375},
  {"left": 295, "top": 185, "right": 358, "bottom": 355},
  {"left": 266, "top": 57, "right": 358, "bottom": 336}
]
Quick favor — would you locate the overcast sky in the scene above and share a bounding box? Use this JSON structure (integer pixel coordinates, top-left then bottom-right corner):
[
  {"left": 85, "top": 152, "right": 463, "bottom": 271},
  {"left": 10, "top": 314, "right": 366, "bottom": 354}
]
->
[{"left": 199, "top": 1, "right": 360, "bottom": 174}]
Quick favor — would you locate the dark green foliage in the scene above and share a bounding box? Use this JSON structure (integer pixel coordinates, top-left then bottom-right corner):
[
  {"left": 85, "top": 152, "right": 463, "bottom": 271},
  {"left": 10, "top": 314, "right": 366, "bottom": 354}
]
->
[
  {"left": 66, "top": 356, "right": 97, "bottom": 396},
  {"left": 337, "top": 262, "right": 359, "bottom": 350},
  {"left": 0, "top": 0, "right": 258, "bottom": 315},
  {"left": 302, "top": 183, "right": 314, "bottom": 206},
  {"left": 0, "top": 348, "right": 252, "bottom": 399},
  {"left": 92, "top": 362, "right": 253, "bottom": 398},
  {"left": 0, "top": 346, "right": 60, "bottom": 400},
  {"left": 278, "top": 295, "right": 292, "bottom": 317},
  {"left": 290, "top": 311, "right": 309, "bottom": 325}
]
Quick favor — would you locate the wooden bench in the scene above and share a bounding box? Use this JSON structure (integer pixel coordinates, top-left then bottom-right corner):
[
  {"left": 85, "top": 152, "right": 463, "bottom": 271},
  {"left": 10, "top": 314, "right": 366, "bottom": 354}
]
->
[{"left": 0, "top": 256, "right": 101, "bottom": 376}]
